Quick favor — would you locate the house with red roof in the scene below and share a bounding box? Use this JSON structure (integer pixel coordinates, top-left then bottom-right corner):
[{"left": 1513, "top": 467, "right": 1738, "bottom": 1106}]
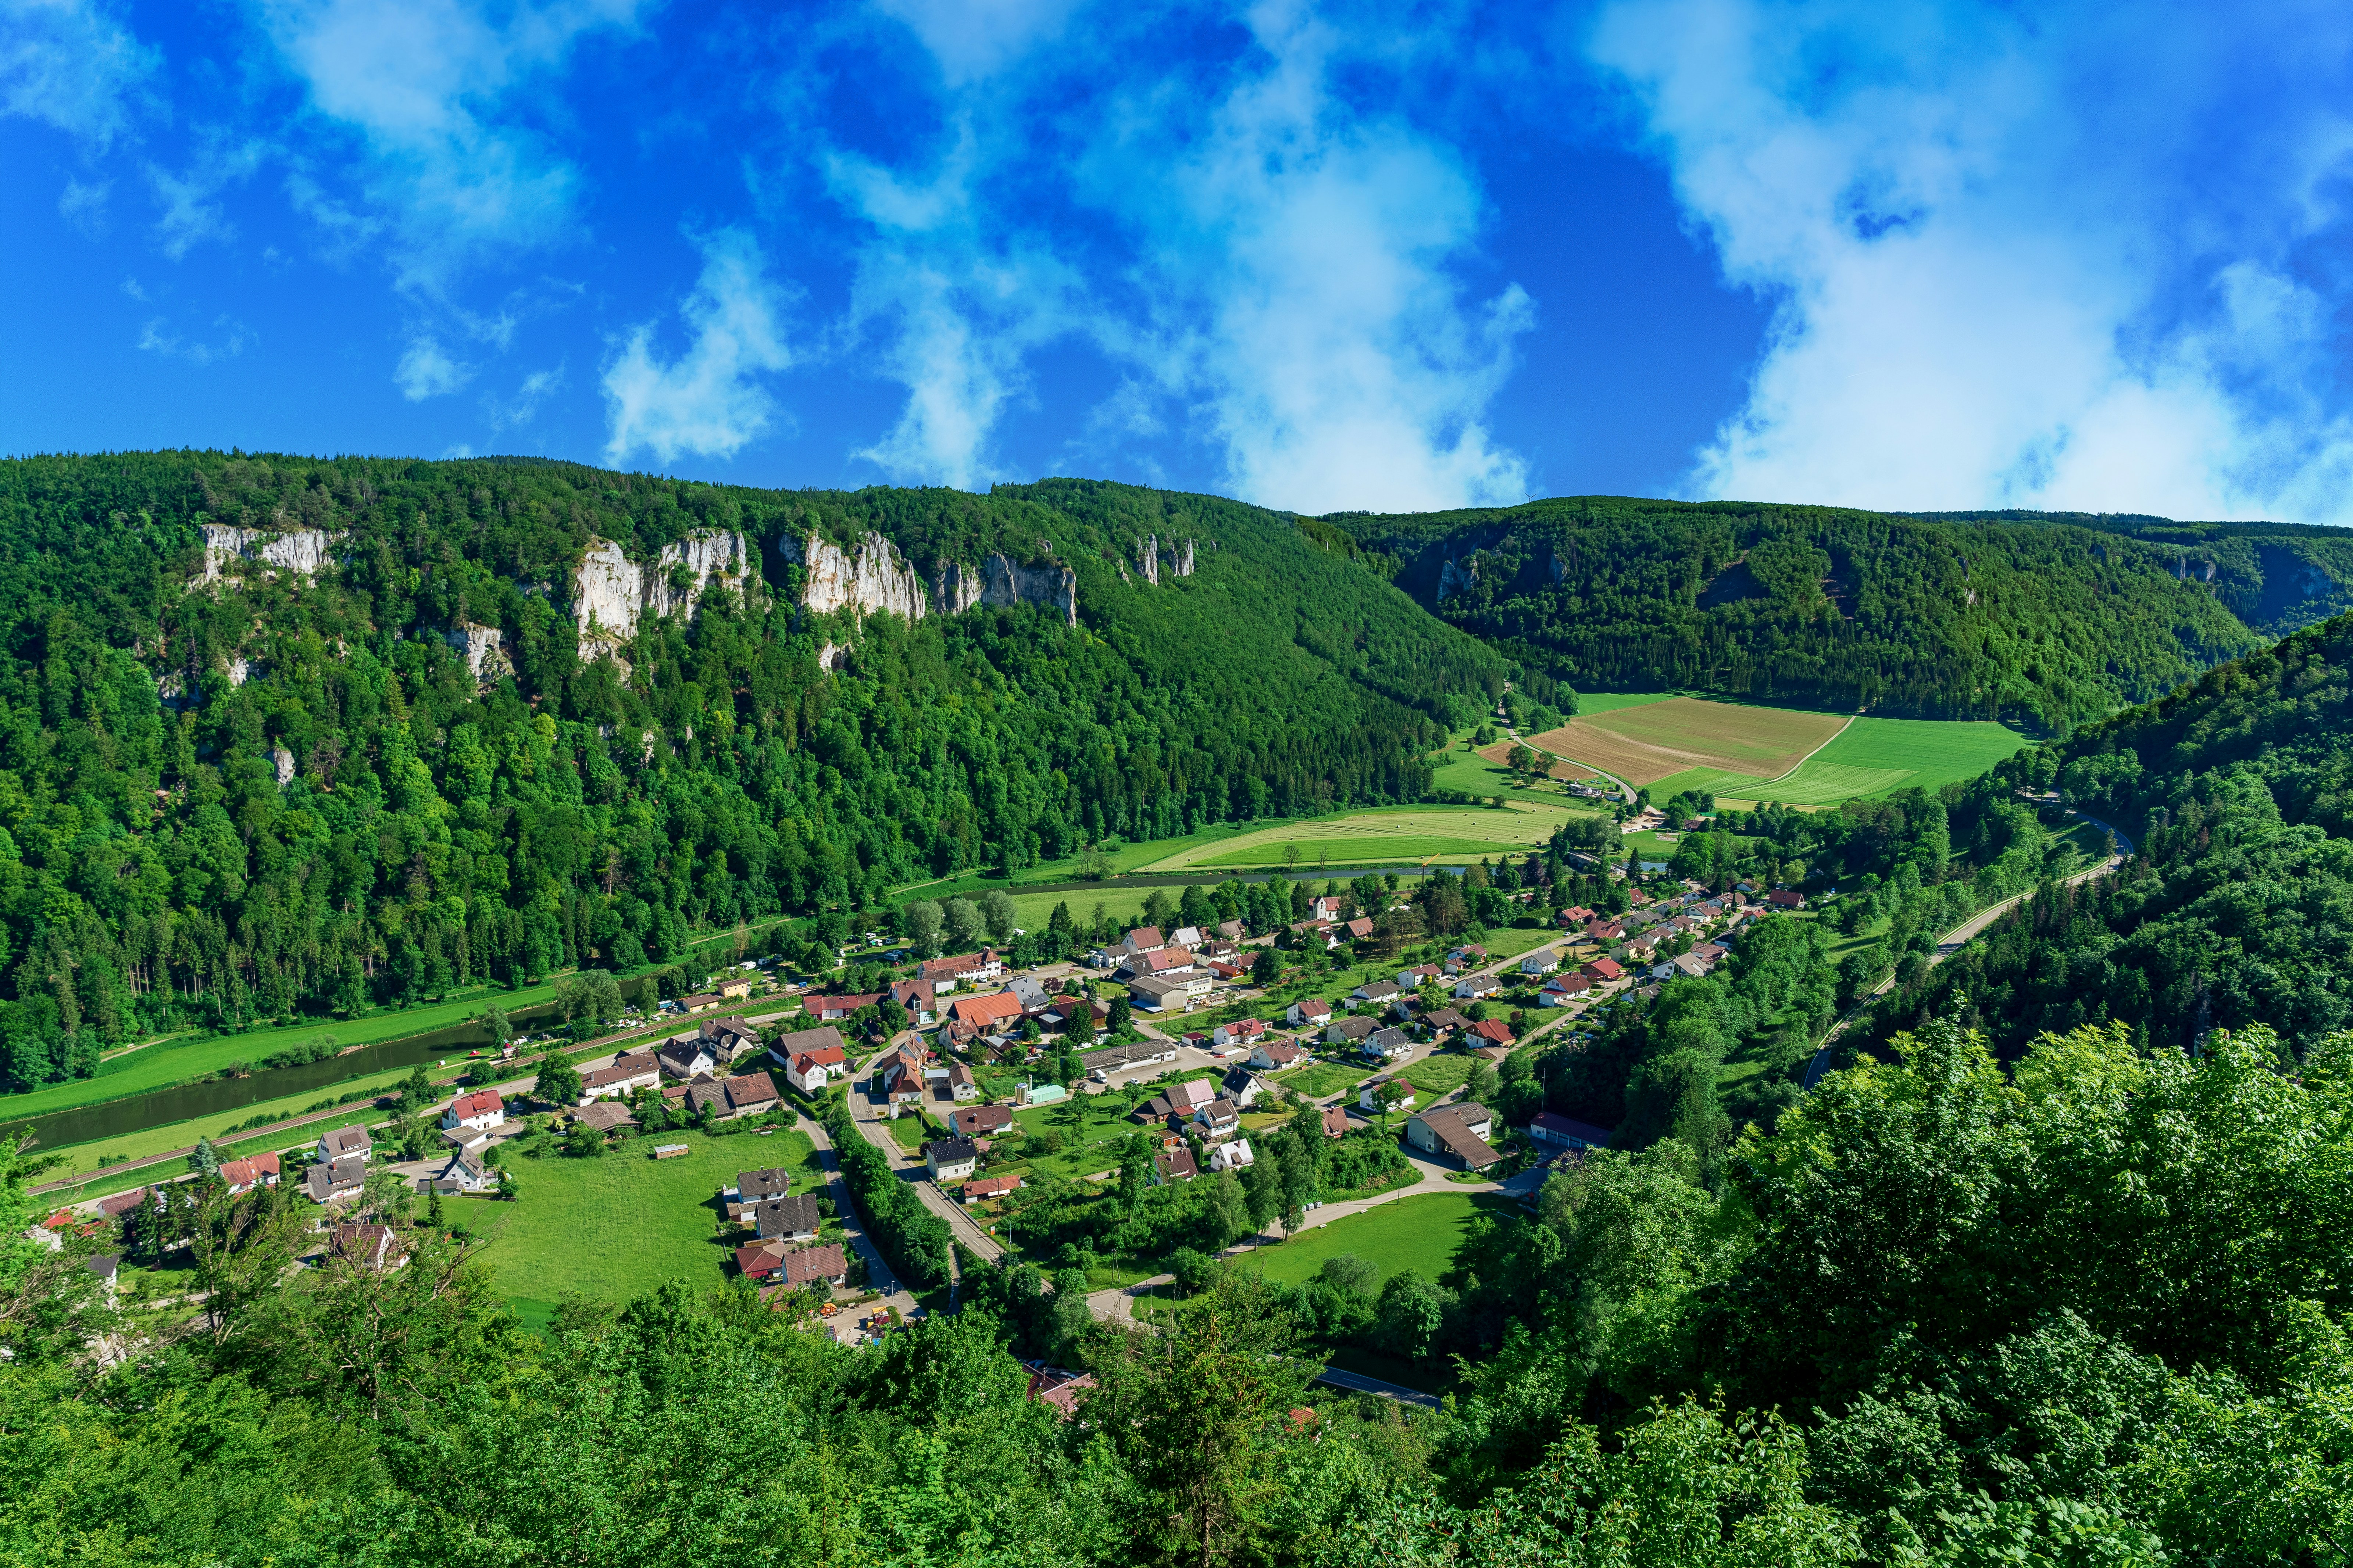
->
[{"left": 441, "top": 1089, "right": 505, "bottom": 1130}]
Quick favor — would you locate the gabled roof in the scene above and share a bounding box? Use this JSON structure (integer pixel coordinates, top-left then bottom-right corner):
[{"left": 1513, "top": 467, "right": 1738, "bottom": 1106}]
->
[
  {"left": 772, "top": 1024, "right": 848, "bottom": 1059},
  {"left": 926, "top": 1137, "right": 981, "bottom": 1164},
  {"left": 319, "top": 1125, "right": 370, "bottom": 1157},
  {"left": 446, "top": 1089, "right": 505, "bottom": 1120}
]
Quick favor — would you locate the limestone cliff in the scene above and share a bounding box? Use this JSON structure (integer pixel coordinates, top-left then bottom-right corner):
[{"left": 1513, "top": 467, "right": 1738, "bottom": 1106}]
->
[
  {"left": 779, "top": 529, "right": 929, "bottom": 619},
  {"left": 980, "top": 554, "right": 1078, "bottom": 627},
  {"left": 571, "top": 530, "right": 754, "bottom": 643},
  {"left": 197, "top": 523, "right": 342, "bottom": 584},
  {"left": 443, "top": 623, "right": 512, "bottom": 685}
]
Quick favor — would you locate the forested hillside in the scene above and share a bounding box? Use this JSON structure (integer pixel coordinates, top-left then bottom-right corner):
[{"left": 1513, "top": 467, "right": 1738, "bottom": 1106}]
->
[
  {"left": 1330, "top": 497, "right": 2297, "bottom": 728},
  {"left": 1867, "top": 605, "right": 2353, "bottom": 1059},
  {"left": 0, "top": 454, "right": 1520, "bottom": 1091}
]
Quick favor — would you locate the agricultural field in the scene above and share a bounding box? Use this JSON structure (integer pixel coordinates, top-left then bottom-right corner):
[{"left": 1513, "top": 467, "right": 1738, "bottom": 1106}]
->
[
  {"left": 1651, "top": 715, "right": 2031, "bottom": 807},
  {"left": 1570, "top": 691, "right": 1680, "bottom": 716},
  {"left": 1232, "top": 1191, "right": 1499, "bottom": 1288},
  {"left": 477, "top": 1127, "right": 820, "bottom": 1315},
  {"left": 1525, "top": 697, "right": 1851, "bottom": 788},
  {"left": 1473, "top": 737, "right": 1598, "bottom": 783},
  {"left": 1149, "top": 803, "right": 1590, "bottom": 872}
]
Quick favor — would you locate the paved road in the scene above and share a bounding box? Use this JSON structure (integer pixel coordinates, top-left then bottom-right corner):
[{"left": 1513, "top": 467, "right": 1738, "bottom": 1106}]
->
[
  {"left": 1803, "top": 807, "right": 2135, "bottom": 1088},
  {"left": 847, "top": 1045, "right": 1006, "bottom": 1264},
  {"left": 1314, "top": 1365, "right": 1443, "bottom": 1410},
  {"left": 799, "top": 1109, "right": 918, "bottom": 1318}
]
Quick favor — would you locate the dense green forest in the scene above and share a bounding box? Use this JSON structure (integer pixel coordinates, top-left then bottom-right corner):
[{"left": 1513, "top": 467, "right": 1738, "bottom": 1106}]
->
[
  {"left": 1327, "top": 496, "right": 2328, "bottom": 728},
  {"left": 1865, "top": 604, "right": 2353, "bottom": 1060},
  {"left": 0, "top": 454, "right": 1524, "bottom": 1092}
]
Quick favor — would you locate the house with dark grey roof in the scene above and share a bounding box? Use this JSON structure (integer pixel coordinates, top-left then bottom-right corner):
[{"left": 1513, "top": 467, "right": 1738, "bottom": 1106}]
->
[
  {"left": 926, "top": 1139, "right": 980, "bottom": 1181},
  {"left": 1406, "top": 1102, "right": 1504, "bottom": 1171},
  {"left": 750, "top": 1193, "right": 822, "bottom": 1241},
  {"left": 303, "top": 1153, "right": 368, "bottom": 1203}
]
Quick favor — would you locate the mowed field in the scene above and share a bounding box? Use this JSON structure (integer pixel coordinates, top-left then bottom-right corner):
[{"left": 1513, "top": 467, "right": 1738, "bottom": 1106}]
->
[
  {"left": 1232, "top": 1191, "right": 1497, "bottom": 1288},
  {"left": 1141, "top": 803, "right": 1591, "bottom": 871},
  {"left": 1525, "top": 697, "right": 1850, "bottom": 787},
  {"left": 476, "top": 1128, "right": 820, "bottom": 1313},
  {"left": 1652, "top": 714, "right": 2030, "bottom": 806}
]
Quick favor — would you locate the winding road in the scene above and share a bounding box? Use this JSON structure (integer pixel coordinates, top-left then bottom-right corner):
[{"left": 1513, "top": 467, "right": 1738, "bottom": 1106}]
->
[{"left": 1803, "top": 806, "right": 2135, "bottom": 1088}]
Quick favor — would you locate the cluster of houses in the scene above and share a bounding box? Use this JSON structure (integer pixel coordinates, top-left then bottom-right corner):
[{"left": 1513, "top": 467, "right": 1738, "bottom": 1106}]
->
[
  {"left": 574, "top": 1015, "right": 782, "bottom": 1138},
  {"left": 723, "top": 1167, "right": 850, "bottom": 1292}
]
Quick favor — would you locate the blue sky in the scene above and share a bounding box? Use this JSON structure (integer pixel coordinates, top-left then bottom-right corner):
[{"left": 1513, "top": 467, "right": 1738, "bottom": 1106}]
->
[{"left": 5, "top": 0, "right": 2353, "bottom": 522}]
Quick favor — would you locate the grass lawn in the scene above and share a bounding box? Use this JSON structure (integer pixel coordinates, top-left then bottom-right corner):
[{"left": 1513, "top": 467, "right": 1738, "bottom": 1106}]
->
[
  {"left": 886, "top": 1114, "right": 933, "bottom": 1154},
  {"left": 3, "top": 921, "right": 773, "bottom": 1125},
  {"left": 0, "top": 980, "right": 567, "bottom": 1122},
  {"left": 1572, "top": 691, "right": 1681, "bottom": 716},
  {"left": 1001, "top": 1080, "right": 1213, "bottom": 1180},
  {"left": 1234, "top": 1192, "right": 1500, "bottom": 1288},
  {"left": 1424, "top": 744, "right": 1522, "bottom": 798},
  {"left": 1286, "top": 1062, "right": 1368, "bottom": 1099},
  {"left": 1398, "top": 1054, "right": 1476, "bottom": 1098},
  {"left": 478, "top": 1128, "right": 817, "bottom": 1310}
]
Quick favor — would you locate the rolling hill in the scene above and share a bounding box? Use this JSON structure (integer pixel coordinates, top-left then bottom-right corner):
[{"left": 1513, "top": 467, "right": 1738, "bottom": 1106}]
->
[{"left": 1326, "top": 495, "right": 2347, "bottom": 730}]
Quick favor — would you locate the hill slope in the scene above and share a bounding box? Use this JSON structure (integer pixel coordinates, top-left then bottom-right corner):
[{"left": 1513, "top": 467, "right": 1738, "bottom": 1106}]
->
[
  {"left": 0, "top": 454, "right": 1518, "bottom": 1091},
  {"left": 1868, "top": 606, "right": 2353, "bottom": 1056},
  {"left": 1328, "top": 496, "right": 2307, "bottom": 728}
]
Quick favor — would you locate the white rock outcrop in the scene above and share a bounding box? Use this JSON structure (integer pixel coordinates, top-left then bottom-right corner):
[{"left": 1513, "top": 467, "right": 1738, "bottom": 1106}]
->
[
  {"left": 981, "top": 554, "right": 1078, "bottom": 627},
  {"left": 198, "top": 524, "right": 342, "bottom": 584},
  {"left": 781, "top": 526, "right": 1085, "bottom": 636},
  {"left": 443, "top": 623, "right": 511, "bottom": 685},
  {"left": 571, "top": 530, "right": 753, "bottom": 642},
  {"left": 1438, "top": 556, "right": 1478, "bottom": 599},
  {"left": 779, "top": 530, "right": 929, "bottom": 620}
]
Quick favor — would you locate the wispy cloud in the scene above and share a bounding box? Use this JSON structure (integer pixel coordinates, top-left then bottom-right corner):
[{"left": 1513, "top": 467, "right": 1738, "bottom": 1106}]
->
[
  {"left": 138, "top": 313, "right": 254, "bottom": 364},
  {"left": 827, "top": 1, "right": 1535, "bottom": 510},
  {"left": 1590, "top": 0, "right": 2353, "bottom": 522},
  {"left": 0, "top": 0, "right": 158, "bottom": 147},
  {"left": 395, "top": 335, "right": 469, "bottom": 399},
  {"left": 601, "top": 228, "right": 792, "bottom": 466},
  {"left": 870, "top": 0, "right": 1084, "bottom": 86},
  {"left": 256, "top": 0, "right": 646, "bottom": 287},
  {"left": 1094, "top": 6, "right": 1533, "bottom": 512},
  {"left": 146, "top": 138, "right": 268, "bottom": 258}
]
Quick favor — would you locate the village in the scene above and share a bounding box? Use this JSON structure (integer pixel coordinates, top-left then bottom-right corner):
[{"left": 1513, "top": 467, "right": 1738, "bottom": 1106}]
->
[{"left": 41, "top": 855, "right": 1804, "bottom": 1384}]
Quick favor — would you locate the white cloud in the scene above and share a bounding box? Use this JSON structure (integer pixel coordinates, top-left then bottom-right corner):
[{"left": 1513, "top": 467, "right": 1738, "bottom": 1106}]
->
[
  {"left": 57, "top": 175, "right": 108, "bottom": 234},
  {"left": 1589, "top": 0, "right": 2353, "bottom": 522},
  {"left": 602, "top": 229, "right": 792, "bottom": 466},
  {"left": 146, "top": 140, "right": 267, "bottom": 259},
  {"left": 396, "top": 335, "right": 469, "bottom": 399},
  {"left": 828, "top": 4, "right": 1534, "bottom": 510},
  {"left": 1092, "top": 6, "right": 1533, "bottom": 512},
  {"left": 138, "top": 314, "right": 254, "bottom": 364},
  {"left": 871, "top": 0, "right": 1084, "bottom": 85},
  {"left": 256, "top": 0, "right": 646, "bottom": 285},
  {"left": 486, "top": 363, "right": 565, "bottom": 428},
  {"left": 0, "top": 0, "right": 157, "bottom": 146}
]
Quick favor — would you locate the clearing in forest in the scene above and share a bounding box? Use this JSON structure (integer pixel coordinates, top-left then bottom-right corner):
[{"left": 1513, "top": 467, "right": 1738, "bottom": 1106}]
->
[{"left": 1523, "top": 697, "right": 1850, "bottom": 787}]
